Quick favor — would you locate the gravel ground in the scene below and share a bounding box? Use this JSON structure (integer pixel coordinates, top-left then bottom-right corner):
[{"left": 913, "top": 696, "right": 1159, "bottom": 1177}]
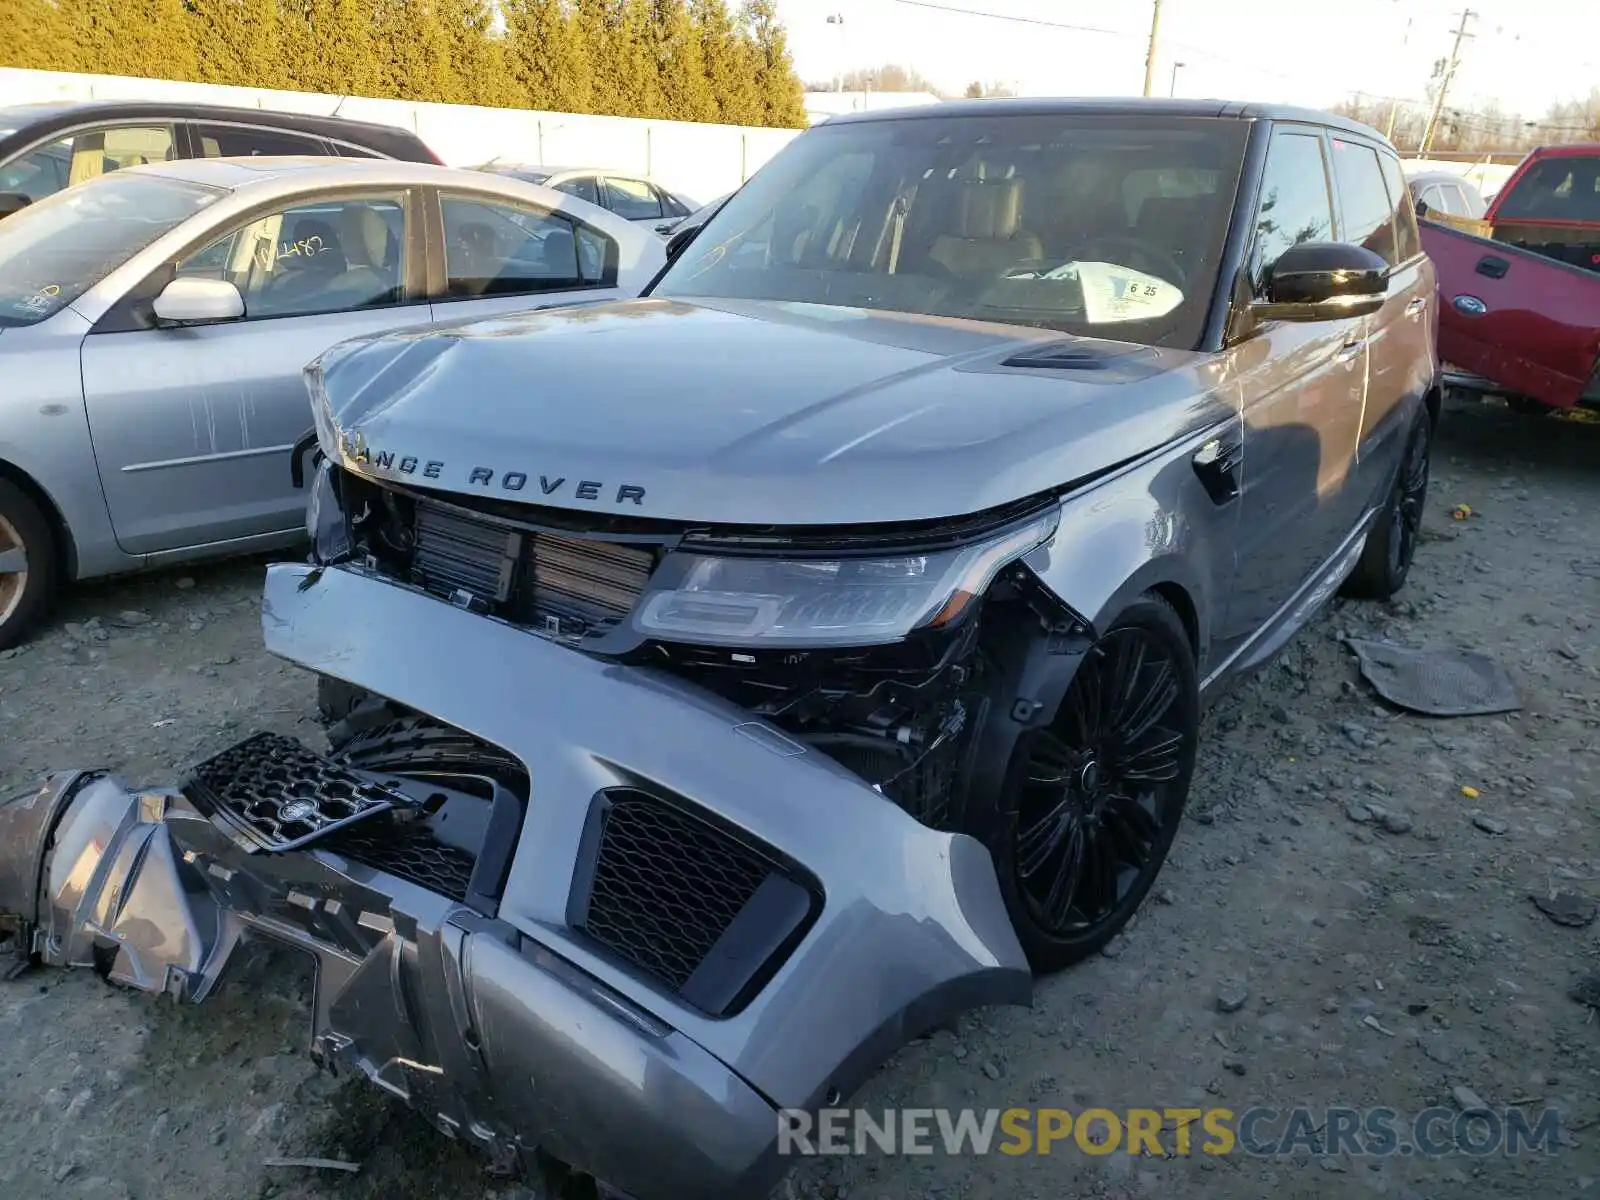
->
[{"left": 1, "top": 396, "right": 1597, "bottom": 1200}]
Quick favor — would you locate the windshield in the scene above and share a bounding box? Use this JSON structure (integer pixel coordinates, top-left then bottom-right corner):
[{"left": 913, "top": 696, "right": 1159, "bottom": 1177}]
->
[
  {"left": 653, "top": 113, "right": 1248, "bottom": 349},
  {"left": 1493, "top": 154, "right": 1600, "bottom": 224},
  {"left": 0, "top": 171, "right": 220, "bottom": 327}
]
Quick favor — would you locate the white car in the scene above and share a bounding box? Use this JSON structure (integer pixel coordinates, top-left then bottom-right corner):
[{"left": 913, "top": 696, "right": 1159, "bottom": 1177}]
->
[
  {"left": 477, "top": 164, "right": 697, "bottom": 235},
  {"left": 0, "top": 156, "right": 665, "bottom": 648}
]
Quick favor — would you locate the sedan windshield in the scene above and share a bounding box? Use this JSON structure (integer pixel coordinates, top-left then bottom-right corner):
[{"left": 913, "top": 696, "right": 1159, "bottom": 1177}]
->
[
  {"left": 653, "top": 112, "right": 1249, "bottom": 349},
  {"left": 0, "top": 172, "right": 222, "bottom": 327}
]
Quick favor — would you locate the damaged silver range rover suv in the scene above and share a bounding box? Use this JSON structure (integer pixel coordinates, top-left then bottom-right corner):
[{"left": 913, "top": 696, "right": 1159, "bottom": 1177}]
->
[{"left": 2, "top": 100, "right": 1439, "bottom": 1198}]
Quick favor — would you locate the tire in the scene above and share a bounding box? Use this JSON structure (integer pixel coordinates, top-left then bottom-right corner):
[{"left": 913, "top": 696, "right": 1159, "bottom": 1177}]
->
[
  {"left": 0, "top": 478, "right": 57, "bottom": 654},
  {"left": 315, "top": 675, "right": 372, "bottom": 726},
  {"left": 1343, "top": 409, "right": 1432, "bottom": 600},
  {"left": 1506, "top": 396, "right": 1558, "bottom": 417},
  {"left": 982, "top": 594, "right": 1200, "bottom": 973}
]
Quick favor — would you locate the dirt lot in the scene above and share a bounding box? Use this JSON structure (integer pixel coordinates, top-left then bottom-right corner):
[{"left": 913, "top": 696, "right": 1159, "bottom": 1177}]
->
[{"left": 1, "top": 396, "right": 1597, "bottom": 1200}]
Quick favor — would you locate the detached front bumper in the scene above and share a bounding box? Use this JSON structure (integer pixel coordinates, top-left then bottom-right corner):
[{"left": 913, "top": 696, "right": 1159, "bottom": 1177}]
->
[{"left": 0, "top": 562, "right": 1029, "bottom": 1199}]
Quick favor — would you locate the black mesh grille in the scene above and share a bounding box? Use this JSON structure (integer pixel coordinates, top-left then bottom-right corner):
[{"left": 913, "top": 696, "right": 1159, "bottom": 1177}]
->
[
  {"left": 408, "top": 499, "right": 655, "bottom": 638},
  {"left": 576, "top": 792, "right": 773, "bottom": 992},
  {"left": 184, "top": 732, "right": 400, "bottom": 851},
  {"left": 322, "top": 825, "right": 476, "bottom": 902}
]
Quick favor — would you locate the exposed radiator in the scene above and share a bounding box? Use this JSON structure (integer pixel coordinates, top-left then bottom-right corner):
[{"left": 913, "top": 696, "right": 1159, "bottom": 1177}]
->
[{"left": 409, "top": 499, "right": 655, "bottom": 638}]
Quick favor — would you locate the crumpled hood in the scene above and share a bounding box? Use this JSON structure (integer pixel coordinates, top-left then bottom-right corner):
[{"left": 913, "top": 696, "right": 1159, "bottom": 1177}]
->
[{"left": 307, "top": 297, "right": 1230, "bottom": 525}]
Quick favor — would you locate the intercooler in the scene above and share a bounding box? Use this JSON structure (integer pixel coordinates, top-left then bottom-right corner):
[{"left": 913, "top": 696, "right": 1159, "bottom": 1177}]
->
[{"left": 408, "top": 499, "right": 656, "bottom": 638}]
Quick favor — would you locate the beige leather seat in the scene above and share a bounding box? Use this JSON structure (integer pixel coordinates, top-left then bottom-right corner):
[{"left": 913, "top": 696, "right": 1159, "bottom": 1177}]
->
[
  {"left": 331, "top": 205, "right": 397, "bottom": 305},
  {"left": 925, "top": 176, "right": 1042, "bottom": 280}
]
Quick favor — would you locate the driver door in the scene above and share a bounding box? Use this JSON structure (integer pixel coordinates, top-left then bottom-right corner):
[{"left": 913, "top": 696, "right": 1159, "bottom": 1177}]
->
[{"left": 79, "top": 189, "right": 431, "bottom": 555}]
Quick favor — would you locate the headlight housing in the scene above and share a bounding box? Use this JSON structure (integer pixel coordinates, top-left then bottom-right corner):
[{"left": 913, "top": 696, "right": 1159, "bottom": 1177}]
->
[
  {"left": 632, "top": 510, "right": 1059, "bottom": 648},
  {"left": 306, "top": 459, "right": 352, "bottom": 565}
]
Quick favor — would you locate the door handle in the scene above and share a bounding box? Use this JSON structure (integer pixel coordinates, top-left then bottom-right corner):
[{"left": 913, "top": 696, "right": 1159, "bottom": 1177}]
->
[
  {"left": 1335, "top": 337, "right": 1364, "bottom": 362},
  {"left": 1405, "top": 296, "right": 1427, "bottom": 316},
  {"left": 1192, "top": 434, "right": 1243, "bottom": 504},
  {"left": 1475, "top": 255, "right": 1509, "bottom": 279}
]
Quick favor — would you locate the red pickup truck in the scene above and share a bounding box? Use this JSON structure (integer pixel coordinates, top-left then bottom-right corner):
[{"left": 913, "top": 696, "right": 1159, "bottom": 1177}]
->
[{"left": 1419, "top": 143, "right": 1600, "bottom": 412}]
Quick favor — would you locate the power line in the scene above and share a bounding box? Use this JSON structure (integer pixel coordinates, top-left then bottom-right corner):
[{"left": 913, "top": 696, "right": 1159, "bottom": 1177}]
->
[{"left": 882, "top": 0, "right": 1129, "bottom": 37}]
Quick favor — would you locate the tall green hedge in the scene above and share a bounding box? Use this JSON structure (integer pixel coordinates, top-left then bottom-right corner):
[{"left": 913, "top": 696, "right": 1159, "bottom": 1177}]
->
[{"left": 1, "top": 0, "right": 808, "bottom": 128}]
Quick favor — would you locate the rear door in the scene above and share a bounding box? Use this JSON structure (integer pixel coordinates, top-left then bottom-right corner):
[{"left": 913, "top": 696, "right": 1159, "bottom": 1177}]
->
[
  {"left": 1221, "top": 125, "right": 1368, "bottom": 651},
  {"left": 428, "top": 187, "right": 636, "bottom": 321},
  {"left": 80, "top": 188, "right": 433, "bottom": 554},
  {"left": 1332, "top": 139, "right": 1434, "bottom": 500}
]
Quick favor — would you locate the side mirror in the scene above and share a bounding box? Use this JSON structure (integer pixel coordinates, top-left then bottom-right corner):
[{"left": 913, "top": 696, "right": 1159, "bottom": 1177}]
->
[
  {"left": 1252, "top": 241, "right": 1388, "bottom": 322},
  {"left": 0, "top": 193, "right": 32, "bottom": 220},
  {"left": 152, "top": 277, "right": 245, "bottom": 325},
  {"left": 665, "top": 223, "right": 702, "bottom": 262}
]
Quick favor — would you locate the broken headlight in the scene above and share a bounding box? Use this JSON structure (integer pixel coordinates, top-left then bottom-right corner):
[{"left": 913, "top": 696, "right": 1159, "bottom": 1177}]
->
[
  {"left": 306, "top": 459, "right": 351, "bottom": 564},
  {"left": 633, "top": 510, "right": 1059, "bottom": 648}
]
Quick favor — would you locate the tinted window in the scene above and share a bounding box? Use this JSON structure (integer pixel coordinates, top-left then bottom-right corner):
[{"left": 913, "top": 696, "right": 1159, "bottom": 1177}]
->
[
  {"left": 553, "top": 176, "right": 599, "bottom": 205},
  {"left": 1494, "top": 154, "right": 1600, "bottom": 222},
  {"left": 439, "top": 194, "right": 614, "bottom": 299},
  {"left": 1250, "top": 131, "right": 1335, "bottom": 289},
  {"left": 1377, "top": 152, "right": 1421, "bottom": 262},
  {"left": 1331, "top": 138, "right": 1398, "bottom": 264},
  {"left": 655, "top": 114, "right": 1250, "bottom": 350},
  {"left": 606, "top": 176, "right": 663, "bottom": 220},
  {"left": 192, "top": 124, "right": 330, "bottom": 158},
  {"left": 0, "top": 172, "right": 219, "bottom": 326},
  {"left": 175, "top": 194, "right": 408, "bottom": 319}
]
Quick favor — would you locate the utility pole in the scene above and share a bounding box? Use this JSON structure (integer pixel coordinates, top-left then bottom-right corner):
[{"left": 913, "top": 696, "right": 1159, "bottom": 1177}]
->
[
  {"left": 1142, "top": 0, "right": 1163, "bottom": 97},
  {"left": 1385, "top": 13, "right": 1413, "bottom": 140},
  {"left": 1419, "top": 9, "right": 1476, "bottom": 155}
]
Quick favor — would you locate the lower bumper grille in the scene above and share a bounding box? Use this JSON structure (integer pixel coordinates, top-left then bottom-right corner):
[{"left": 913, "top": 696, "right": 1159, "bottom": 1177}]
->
[
  {"left": 573, "top": 790, "right": 818, "bottom": 1015},
  {"left": 321, "top": 825, "right": 476, "bottom": 902},
  {"left": 410, "top": 499, "right": 655, "bottom": 638},
  {"left": 183, "top": 732, "right": 402, "bottom": 852}
]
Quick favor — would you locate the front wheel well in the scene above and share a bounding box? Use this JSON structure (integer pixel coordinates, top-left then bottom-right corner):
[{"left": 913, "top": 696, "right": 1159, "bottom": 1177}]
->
[
  {"left": 1144, "top": 581, "right": 1198, "bottom": 654},
  {"left": 0, "top": 460, "right": 76, "bottom": 580}
]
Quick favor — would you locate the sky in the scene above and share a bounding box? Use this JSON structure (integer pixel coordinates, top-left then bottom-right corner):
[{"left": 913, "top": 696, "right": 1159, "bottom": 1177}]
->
[{"left": 776, "top": 0, "right": 1600, "bottom": 124}]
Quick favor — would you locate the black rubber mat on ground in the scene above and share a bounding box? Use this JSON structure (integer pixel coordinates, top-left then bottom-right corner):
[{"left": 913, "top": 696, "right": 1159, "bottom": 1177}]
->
[{"left": 1344, "top": 638, "right": 1522, "bottom": 717}]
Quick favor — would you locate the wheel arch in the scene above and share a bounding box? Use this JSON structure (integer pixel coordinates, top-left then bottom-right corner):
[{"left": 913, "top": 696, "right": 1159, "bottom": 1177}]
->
[{"left": 0, "top": 457, "right": 77, "bottom": 581}]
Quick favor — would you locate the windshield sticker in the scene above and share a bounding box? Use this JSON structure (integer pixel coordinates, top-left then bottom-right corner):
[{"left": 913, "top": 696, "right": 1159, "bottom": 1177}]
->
[
  {"left": 1006, "top": 261, "right": 1184, "bottom": 324},
  {"left": 11, "top": 284, "right": 60, "bottom": 315}
]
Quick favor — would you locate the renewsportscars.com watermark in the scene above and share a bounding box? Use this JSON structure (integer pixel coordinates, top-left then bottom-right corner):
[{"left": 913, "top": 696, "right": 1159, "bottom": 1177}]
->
[{"left": 777, "top": 1106, "right": 1566, "bottom": 1159}]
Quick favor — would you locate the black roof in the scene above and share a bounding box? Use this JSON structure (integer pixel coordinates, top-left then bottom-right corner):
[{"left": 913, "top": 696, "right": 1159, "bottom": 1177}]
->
[
  {"left": 0, "top": 99, "right": 435, "bottom": 160},
  {"left": 821, "top": 96, "right": 1392, "bottom": 149}
]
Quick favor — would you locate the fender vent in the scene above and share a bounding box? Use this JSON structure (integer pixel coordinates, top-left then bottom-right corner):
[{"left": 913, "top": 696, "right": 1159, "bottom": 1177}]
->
[{"left": 570, "top": 790, "right": 818, "bottom": 1015}]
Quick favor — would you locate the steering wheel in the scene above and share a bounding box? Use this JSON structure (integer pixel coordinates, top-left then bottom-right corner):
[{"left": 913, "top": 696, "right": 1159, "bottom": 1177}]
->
[{"left": 1066, "top": 235, "right": 1188, "bottom": 289}]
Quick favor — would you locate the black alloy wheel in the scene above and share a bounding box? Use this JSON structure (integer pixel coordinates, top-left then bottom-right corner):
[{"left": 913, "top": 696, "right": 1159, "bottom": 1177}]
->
[
  {"left": 1344, "top": 409, "right": 1432, "bottom": 600},
  {"left": 1385, "top": 416, "right": 1431, "bottom": 582},
  {"left": 991, "top": 594, "right": 1199, "bottom": 971}
]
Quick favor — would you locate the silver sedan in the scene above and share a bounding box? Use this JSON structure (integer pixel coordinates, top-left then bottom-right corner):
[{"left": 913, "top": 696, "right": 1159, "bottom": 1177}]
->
[{"left": 0, "top": 157, "right": 667, "bottom": 648}]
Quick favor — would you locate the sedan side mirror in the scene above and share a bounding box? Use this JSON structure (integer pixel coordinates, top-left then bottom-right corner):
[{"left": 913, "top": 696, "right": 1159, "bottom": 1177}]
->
[
  {"left": 665, "top": 223, "right": 702, "bottom": 262},
  {"left": 152, "top": 277, "right": 245, "bottom": 325},
  {"left": 0, "top": 193, "right": 32, "bottom": 220},
  {"left": 1252, "top": 241, "right": 1388, "bottom": 322}
]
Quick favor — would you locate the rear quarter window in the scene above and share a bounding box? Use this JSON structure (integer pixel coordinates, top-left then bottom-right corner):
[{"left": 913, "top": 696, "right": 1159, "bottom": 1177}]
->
[
  {"left": 1494, "top": 155, "right": 1600, "bottom": 223},
  {"left": 1377, "top": 153, "right": 1421, "bottom": 262},
  {"left": 1331, "top": 138, "right": 1399, "bottom": 264}
]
